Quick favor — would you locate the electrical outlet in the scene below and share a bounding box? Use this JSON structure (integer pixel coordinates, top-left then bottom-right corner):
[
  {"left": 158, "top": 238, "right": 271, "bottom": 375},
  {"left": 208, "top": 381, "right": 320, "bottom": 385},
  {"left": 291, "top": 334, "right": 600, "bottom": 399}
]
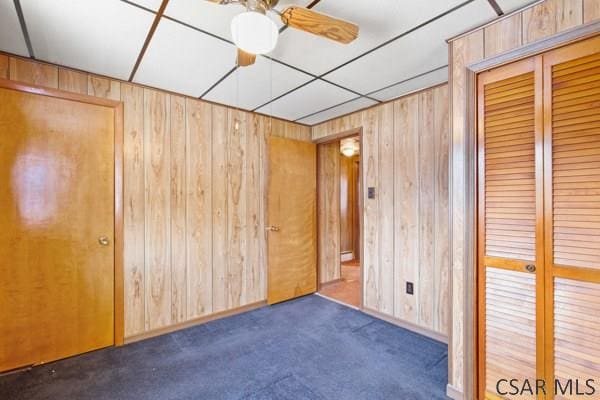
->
[
  {"left": 368, "top": 187, "right": 375, "bottom": 199},
  {"left": 406, "top": 282, "right": 414, "bottom": 295}
]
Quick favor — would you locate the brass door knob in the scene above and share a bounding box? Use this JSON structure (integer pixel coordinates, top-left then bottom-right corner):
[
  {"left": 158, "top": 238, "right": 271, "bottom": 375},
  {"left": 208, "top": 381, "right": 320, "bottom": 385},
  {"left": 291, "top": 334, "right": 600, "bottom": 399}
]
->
[
  {"left": 98, "top": 236, "right": 110, "bottom": 246},
  {"left": 265, "top": 225, "right": 280, "bottom": 232},
  {"left": 525, "top": 264, "right": 536, "bottom": 273}
]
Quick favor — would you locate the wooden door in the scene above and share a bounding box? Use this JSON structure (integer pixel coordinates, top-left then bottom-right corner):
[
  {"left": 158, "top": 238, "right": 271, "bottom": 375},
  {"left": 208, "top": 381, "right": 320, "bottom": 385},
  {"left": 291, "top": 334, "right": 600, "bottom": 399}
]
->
[
  {"left": 542, "top": 36, "right": 600, "bottom": 400},
  {"left": 267, "top": 136, "right": 317, "bottom": 304},
  {"left": 477, "top": 56, "right": 545, "bottom": 399},
  {"left": 0, "top": 85, "right": 116, "bottom": 372}
]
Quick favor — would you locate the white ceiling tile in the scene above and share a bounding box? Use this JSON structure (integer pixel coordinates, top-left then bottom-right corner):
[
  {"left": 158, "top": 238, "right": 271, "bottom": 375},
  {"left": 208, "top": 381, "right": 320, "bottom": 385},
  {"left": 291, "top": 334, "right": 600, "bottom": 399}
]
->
[
  {"left": 256, "top": 80, "right": 357, "bottom": 121},
  {"left": 165, "top": 0, "right": 310, "bottom": 43},
  {"left": 271, "top": 0, "right": 466, "bottom": 75},
  {"left": 134, "top": 18, "right": 235, "bottom": 97},
  {"left": 0, "top": 0, "right": 29, "bottom": 57},
  {"left": 203, "top": 56, "right": 312, "bottom": 111},
  {"left": 125, "top": 0, "right": 163, "bottom": 12},
  {"left": 21, "top": 0, "right": 153, "bottom": 80},
  {"left": 323, "top": 0, "right": 496, "bottom": 94},
  {"left": 495, "top": 0, "right": 541, "bottom": 13},
  {"left": 370, "top": 67, "right": 448, "bottom": 102},
  {"left": 297, "top": 97, "right": 377, "bottom": 125}
]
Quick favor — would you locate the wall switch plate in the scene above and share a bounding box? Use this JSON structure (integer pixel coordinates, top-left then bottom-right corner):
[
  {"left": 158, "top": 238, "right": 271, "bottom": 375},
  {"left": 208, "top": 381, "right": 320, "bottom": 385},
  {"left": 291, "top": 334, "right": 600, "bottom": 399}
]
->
[
  {"left": 368, "top": 187, "right": 375, "bottom": 199},
  {"left": 406, "top": 282, "right": 414, "bottom": 295}
]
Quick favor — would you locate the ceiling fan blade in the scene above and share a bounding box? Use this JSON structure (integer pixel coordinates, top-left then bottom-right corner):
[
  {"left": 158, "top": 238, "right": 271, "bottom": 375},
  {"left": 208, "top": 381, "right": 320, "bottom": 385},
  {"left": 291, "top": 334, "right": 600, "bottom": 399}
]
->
[
  {"left": 280, "top": 6, "right": 358, "bottom": 44},
  {"left": 237, "top": 48, "right": 256, "bottom": 67}
]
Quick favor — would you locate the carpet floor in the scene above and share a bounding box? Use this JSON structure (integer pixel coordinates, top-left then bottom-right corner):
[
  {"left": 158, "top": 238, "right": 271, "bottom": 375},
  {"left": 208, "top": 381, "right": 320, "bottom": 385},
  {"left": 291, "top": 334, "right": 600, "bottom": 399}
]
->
[{"left": 0, "top": 295, "right": 448, "bottom": 400}]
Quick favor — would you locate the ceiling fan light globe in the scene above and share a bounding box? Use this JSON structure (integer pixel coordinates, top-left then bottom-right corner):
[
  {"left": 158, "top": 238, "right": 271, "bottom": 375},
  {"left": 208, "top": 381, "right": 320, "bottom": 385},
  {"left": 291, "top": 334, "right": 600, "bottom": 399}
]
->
[{"left": 231, "top": 11, "right": 278, "bottom": 55}]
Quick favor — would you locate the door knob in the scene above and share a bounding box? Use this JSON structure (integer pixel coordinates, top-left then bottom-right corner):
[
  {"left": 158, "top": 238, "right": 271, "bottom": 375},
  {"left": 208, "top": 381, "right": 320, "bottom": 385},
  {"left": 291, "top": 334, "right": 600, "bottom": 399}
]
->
[
  {"left": 98, "top": 236, "right": 110, "bottom": 246},
  {"left": 265, "top": 225, "right": 280, "bottom": 232},
  {"left": 525, "top": 264, "right": 536, "bottom": 273}
]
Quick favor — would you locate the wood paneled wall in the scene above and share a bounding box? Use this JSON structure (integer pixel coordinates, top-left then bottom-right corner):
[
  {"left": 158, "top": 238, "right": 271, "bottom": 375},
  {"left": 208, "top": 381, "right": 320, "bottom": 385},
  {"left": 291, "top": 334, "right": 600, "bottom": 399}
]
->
[
  {"left": 448, "top": 0, "right": 599, "bottom": 395},
  {"left": 340, "top": 154, "right": 358, "bottom": 256},
  {"left": 313, "top": 84, "right": 450, "bottom": 338},
  {"left": 0, "top": 53, "right": 310, "bottom": 338},
  {"left": 317, "top": 141, "right": 341, "bottom": 284}
]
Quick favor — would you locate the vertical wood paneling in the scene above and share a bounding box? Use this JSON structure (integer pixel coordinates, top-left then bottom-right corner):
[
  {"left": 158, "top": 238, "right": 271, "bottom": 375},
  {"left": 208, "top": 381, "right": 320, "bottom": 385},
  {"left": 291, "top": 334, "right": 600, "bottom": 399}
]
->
[
  {"left": 584, "top": 0, "right": 600, "bottom": 21},
  {"left": 121, "top": 83, "right": 146, "bottom": 336},
  {"left": 1, "top": 53, "right": 310, "bottom": 340},
  {"left": 378, "top": 103, "right": 395, "bottom": 315},
  {"left": 317, "top": 141, "right": 341, "bottom": 284},
  {"left": 433, "top": 85, "right": 450, "bottom": 335},
  {"left": 185, "top": 99, "right": 213, "bottom": 318},
  {"left": 212, "top": 105, "right": 229, "bottom": 313},
  {"left": 227, "top": 110, "right": 247, "bottom": 308},
  {"left": 450, "top": 29, "right": 484, "bottom": 390},
  {"left": 246, "top": 114, "right": 262, "bottom": 303},
  {"left": 419, "top": 90, "right": 435, "bottom": 330},
  {"left": 394, "top": 95, "right": 420, "bottom": 324},
  {"left": 88, "top": 75, "right": 120, "bottom": 100},
  {"left": 484, "top": 14, "right": 522, "bottom": 57},
  {"left": 144, "top": 89, "right": 171, "bottom": 330},
  {"left": 58, "top": 69, "right": 88, "bottom": 94},
  {"left": 523, "top": 0, "right": 583, "bottom": 43},
  {"left": 362, "top": 108, "right": 380, "bottom": 310},
  {"left": 170, "top": 95, "right": 186, "bottom": 323},
  {"left": 0, "top": 55, "right": 8, "bottom": 79},
  {"left": 9, "top": 58, "right": 58, "bottom": 88}
]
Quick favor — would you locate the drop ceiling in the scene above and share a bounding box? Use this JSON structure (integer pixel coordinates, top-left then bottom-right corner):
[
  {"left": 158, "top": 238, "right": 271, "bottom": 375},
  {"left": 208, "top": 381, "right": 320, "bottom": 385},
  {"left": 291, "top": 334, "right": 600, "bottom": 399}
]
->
[{"left": 1, "top": 0, "right": 537, "bottom": 125}]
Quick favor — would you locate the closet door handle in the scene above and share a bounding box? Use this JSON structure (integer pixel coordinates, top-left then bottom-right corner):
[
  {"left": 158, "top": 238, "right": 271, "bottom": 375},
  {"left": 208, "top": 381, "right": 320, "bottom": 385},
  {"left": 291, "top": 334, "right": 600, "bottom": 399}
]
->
[{"left": 525, "top": 264, "right": 536, "bottom": 273}]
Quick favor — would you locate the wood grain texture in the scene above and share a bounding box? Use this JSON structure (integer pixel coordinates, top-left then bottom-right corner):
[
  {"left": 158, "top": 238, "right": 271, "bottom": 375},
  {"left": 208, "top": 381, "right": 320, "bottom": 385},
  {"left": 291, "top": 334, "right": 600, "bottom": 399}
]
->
[
  {"left": 584, "top": 0, "right": 600, "bottom": 22},
  {"left": 449, "top": 0, "right": 595, "bottom": 392},
  {"left": 58, "top": 69, "right": 88, "bottom": 94},
  {"left": 339, "top": 154, "right": 356, "bottom": 255},
  {"left": 9, "top": 58, "right": 58, "bottom": 88},
  {"left": 186, "top": 99, "right": 213, "bottom": 318},
  {"left": 88, "top": 75, "right": 120, "bottom": 100},
  {"left": 317, "top": 141, "right": 341, "bottom": 284},
  {"left": 0, "top": 54, "right": 316, "bottom": 342},
  {"left": 144, "top": 89, "right": 171, "bottom": 330},
  {"left": 121, "top": 83, "right": 146, "bottom": 336},
  {"left": 267, "top": 137, "right": 317, "bottom": 304},
  {"left": 378, "top": 102, "right": 395, "bottom": 315},
  {"left": 394, "top": 94, "right": 420, "bottom": 324},
  {"left": 280, "top": 6, "right": 359, "bottom": 44},
  {"left": 484, "top": 13, "right": 522, "bottom": 58},
  {"left": 170, "top": 95, "right": 187, "bottom": 323},
  {"left": 0, "top": 87, "right": 115, "bottom": 371},
  {"left": 0, "top": 55, "right": 7, "bottom": 79}
]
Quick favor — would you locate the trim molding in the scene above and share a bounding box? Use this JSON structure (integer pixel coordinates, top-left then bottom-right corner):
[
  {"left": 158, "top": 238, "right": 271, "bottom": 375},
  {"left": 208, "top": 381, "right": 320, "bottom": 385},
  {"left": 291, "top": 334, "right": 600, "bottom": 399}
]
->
[
  {"left": 446, "top": 383, "right": 464, "bottom": 400},
  {"left": 362, "top": 307, "right": 448, "bottom": 344},
  {"left": 124, "top": 301, "right": 267, "bottom": 344}
]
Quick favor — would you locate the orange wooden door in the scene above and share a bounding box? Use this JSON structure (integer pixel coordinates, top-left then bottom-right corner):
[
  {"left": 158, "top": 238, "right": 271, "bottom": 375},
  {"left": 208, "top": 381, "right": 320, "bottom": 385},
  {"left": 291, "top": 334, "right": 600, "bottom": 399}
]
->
[
  {"left": 477, "top": 56, "right": 545, "bottom": 399},
  {"left": 542, "top": 36, "right": 600, "bottom": 400},
  {"left": 0, "top": 86, "right": 115, "bottom": 372},
  {"left": 267, "top": 136, "right": 317, "bottom": 304}
]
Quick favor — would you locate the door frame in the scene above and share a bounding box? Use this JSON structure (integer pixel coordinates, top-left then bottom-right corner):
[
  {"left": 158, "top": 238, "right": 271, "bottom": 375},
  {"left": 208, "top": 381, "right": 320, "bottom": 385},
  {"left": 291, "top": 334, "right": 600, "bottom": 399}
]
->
[
  {"left": 314, "top": 127, "right": 365, "bottom": 310},
  {"left": 0, "top": 78, "right": 125, "bottom": 346},
  {"left": 460, "top": 22, "right": 600, "bottom": 399}
]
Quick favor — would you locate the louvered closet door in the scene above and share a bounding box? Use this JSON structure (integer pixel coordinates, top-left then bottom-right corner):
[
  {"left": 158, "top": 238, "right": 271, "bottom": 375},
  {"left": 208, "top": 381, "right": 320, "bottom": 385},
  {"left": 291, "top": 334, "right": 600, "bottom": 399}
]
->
[
  {"left": 543, "top": 36, "right": 600, "bottom": 400},
  {"left": 477, "top": 57, "right": 545, "bottom": 400}
]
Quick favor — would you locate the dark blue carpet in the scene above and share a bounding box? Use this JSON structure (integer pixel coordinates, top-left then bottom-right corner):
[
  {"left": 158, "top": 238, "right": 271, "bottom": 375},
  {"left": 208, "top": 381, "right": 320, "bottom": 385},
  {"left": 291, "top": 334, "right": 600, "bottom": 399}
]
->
[{"left": 0, "top": 295, "right": 448, "bottom": 400}]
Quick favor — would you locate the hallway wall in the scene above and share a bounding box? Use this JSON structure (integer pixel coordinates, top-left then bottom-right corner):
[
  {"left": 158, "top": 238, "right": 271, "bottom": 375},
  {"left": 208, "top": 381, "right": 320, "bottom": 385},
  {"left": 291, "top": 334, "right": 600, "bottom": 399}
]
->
[{"left": 312, "top": 84, "right": 450, "bottom": 339}]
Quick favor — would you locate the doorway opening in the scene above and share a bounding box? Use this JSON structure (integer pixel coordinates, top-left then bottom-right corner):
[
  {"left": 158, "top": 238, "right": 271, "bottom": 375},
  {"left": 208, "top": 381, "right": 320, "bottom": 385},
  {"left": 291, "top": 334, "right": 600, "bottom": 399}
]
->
[{"left": 317, "top": 133, "right": 362, "bottom": 309}]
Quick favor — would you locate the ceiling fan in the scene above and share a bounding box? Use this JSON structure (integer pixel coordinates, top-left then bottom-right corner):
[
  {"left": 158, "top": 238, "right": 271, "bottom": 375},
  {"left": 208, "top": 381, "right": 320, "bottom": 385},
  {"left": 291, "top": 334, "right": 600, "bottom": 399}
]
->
[{"left": 206, "top": 0, "right": 359, "bottom": 67}]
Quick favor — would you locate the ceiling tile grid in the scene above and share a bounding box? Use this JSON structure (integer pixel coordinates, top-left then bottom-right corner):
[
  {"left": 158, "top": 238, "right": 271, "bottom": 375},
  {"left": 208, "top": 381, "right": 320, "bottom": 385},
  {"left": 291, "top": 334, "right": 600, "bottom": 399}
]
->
[
  {"left": 0, "top": 0, "right": 539, "bottom": 124},
  {"left": 134, "top": 17, "right": 235, "bottom": 97},
  {"left": 256, "top": 79, "right": 357, "bottom": 121},
  {"left": 0, "top": 0, "right": 29, "bottom": 57},
  {"left": 21, "top": 0, "right": 154, "bottom": 80},
  {"left": 203, "top": 56, "right": 313, "bottom": 111},
  {"left": 297, "top": 96, "right": 377, "bottom": 125}
]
